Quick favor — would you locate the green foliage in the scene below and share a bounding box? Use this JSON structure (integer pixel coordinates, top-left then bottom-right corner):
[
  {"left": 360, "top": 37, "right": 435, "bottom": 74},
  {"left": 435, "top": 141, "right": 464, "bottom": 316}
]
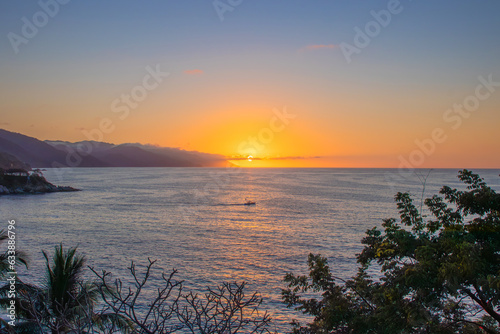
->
[
  {"left": 283, "top": 170, "right": 500, "bottom": 334},
  {"left": 0, "top": 245, "right": 271, "bottom": 333},
  {"left": 0, "top": 244, "right": 132, "bottom": 333}
]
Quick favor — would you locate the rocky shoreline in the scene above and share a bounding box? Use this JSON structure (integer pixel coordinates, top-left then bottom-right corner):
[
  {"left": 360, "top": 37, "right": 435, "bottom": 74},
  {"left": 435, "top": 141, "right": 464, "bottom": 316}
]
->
[
  {"left": 0, "top": 169, "right": 80, "bottom": 195},
  {"left": 0, "top": 184, "right": 80, "bottom": 195}
]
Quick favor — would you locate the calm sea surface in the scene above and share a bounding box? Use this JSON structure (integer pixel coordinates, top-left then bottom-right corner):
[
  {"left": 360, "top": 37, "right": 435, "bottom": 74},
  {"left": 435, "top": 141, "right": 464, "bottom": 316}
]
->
[{"left": 1, "top": 168, "right": 499, "bottom": 331}]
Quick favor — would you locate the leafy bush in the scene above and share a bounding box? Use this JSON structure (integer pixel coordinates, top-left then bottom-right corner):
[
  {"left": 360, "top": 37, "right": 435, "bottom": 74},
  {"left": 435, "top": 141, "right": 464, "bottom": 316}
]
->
[{"left": 283, "top": 170, "right": 500, "bottom": 333}]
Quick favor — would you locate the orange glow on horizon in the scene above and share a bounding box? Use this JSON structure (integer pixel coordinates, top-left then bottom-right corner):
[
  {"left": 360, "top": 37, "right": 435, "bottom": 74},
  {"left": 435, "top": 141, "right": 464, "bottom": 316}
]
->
[{"left": 3, "top": 74, "right": 499, "bottom": 169}]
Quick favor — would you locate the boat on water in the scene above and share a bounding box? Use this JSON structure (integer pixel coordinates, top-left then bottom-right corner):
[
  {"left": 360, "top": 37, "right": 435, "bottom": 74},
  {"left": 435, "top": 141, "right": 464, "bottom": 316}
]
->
[{"left": 244, "top": 199, "right": 256, "bottom": 205}]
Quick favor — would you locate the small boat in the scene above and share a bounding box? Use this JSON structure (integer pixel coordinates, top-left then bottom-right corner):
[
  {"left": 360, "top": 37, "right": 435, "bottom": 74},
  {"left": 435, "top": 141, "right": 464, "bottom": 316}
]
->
[{"left": 244, "top": 199, "right": 256, "bottom": 205}]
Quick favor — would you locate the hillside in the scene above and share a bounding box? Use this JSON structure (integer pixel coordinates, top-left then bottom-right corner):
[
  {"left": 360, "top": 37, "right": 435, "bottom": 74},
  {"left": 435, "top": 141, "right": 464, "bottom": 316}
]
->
[
  {"left": 0, "top": 129, "right": 230, "bottom": 168},
  {"left": 0, "top": 129, "right": 106, "bottom": 167},
  {"left": 0, "top": 151, "right": 31, "bottom": 170}
]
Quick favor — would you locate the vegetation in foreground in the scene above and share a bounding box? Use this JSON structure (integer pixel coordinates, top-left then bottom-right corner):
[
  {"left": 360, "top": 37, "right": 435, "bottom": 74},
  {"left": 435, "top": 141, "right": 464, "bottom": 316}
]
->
[
  {"left": 283, "top": 170, "right": 500, "bottom": 333},
  {"left": 0, "top": 170, "right": 498, "bottom": 333},
  {"left": 0, "top": 244, "right": 271, "bottom": 333}
]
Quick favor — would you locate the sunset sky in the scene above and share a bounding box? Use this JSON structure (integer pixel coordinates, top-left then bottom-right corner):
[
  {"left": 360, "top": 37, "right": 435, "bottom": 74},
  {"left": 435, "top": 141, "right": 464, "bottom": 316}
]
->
[{"left": 1, "top": 1, "right": 499, "bottom": 167}]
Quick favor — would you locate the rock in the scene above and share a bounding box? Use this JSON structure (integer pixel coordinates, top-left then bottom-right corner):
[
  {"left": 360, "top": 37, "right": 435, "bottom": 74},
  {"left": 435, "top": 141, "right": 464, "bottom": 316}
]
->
[
  {"left": 57, "top": 186, "right": 80, "bottom": 192},
  {"left": 0, "top": 168, "right": 80, "bottom": 196},
  {"left": 0, "top": 185, "right": 9, "bottom": 194}
]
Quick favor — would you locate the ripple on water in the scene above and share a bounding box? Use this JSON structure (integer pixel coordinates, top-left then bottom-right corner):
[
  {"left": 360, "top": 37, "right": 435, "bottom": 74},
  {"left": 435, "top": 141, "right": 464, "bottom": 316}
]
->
[{"left": 3, "top": 168, "right": 499, "bottom": 331}]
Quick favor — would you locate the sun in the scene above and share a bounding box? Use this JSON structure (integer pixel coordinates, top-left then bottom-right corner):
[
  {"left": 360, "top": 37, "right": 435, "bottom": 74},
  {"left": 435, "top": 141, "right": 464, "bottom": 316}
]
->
[{"left": 247, "top": 155, "right": 253, "bottom": 162}]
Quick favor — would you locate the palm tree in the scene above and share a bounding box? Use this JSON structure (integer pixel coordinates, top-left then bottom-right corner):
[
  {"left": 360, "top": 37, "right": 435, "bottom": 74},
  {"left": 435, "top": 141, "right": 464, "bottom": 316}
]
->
[
  {"left": 0, "top": 244, "right": 132, "bottom": 333},
  {"left": 42, "top": 244, "right": 98, "bottom": 333}
]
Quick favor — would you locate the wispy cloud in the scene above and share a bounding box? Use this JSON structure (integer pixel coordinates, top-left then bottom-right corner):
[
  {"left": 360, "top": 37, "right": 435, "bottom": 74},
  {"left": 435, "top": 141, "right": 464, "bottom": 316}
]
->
[
  {"left": 300, "top": 44, "right": 337, "bottom": 52},
  {"left": 0, "top": 122, "right": 10, "bottom": 126},
  {"left": 228, "top": 155, "right": 322, "bottom": 161},
  {"left": 184, "top": 69, "right": 204, "bottom": 75},
  {"left": 272, "top": 156, "right": 322, "bottom": 160}
]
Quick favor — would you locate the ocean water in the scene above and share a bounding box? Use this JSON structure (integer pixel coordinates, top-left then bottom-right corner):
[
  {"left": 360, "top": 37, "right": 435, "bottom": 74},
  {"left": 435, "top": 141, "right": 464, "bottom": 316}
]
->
[{"left": 1, "top": 168, "right": 499, "bottom": 331}]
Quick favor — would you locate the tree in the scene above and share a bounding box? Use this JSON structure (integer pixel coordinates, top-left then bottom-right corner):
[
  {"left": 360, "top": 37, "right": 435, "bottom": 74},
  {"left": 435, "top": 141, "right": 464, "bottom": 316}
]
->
[
  {"left": 0, "top": 246, "right": 272, "bottom": 333},
  {"left": 0, "top": 244, "right": 131, "bottom": 333},
  {"left": 177, "top": 281, "right": 271, "bottom": 334},
  {"left": 91, "top": 259, "right": 184, "bottom": 334},
  {"left": 282, "top": 170, "right": 500, "bottom": 333},
  {"left": 91, "top": 258, "right": 272, "bottom": 333}
]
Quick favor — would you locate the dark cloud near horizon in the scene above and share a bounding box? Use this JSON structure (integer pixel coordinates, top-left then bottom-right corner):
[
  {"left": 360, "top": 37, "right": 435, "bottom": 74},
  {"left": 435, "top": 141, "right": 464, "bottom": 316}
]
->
[{"left": 228, "top": 156, "right": 322, "bottom": 161}]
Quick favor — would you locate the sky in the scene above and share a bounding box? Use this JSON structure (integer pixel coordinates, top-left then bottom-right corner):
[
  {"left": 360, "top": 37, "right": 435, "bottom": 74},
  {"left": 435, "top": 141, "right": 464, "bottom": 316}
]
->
[{"left": 1, "top": 0, "right": 499, "bottom": 168}]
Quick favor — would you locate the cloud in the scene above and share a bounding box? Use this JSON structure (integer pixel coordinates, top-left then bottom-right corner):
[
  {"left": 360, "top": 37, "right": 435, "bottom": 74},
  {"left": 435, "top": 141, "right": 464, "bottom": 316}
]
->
[
  {"left": 228, "top": 155, "right": 322, "bottom": 161},
  {"left": 184, "top": 69, "right": 204, "bottom": 75},
  {"left": 300, "top": 44, "right": 337, "bottom": 52},
  {"left": 0, "top": 122, "right": 10, "bottom": 126},
  {"left": 269, "top": 156, "right": 322, "bottom": 160}
]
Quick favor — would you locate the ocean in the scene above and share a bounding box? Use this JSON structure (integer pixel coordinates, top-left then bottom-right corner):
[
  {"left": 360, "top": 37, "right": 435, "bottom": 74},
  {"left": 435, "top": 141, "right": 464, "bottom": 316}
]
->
[{"left": 1, "top": 167, "right": 499, "bottom": 331}]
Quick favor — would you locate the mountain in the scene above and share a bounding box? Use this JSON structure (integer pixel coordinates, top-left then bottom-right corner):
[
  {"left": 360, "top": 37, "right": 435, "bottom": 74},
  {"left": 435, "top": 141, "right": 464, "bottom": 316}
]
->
[
  {"left": 93, "top": 144, "right": 200, "bottom": 167},
  {"left": 0, "top": 129, "right": 106, "bottom": 167},
  {"left": 0, "top": 129, "right": 229, "bottom": 168},
  {"left": 0, "top": 151, "right": 31, "bottom": 170},
  {"left": 136, "top": 144, "right": 229, "bottom": 167},
  {"left": 46, "top": 140, "right": 115, "bottom": 154},
  {"left": 46, "top": 142, "right": 229, "bottom": 167}
]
